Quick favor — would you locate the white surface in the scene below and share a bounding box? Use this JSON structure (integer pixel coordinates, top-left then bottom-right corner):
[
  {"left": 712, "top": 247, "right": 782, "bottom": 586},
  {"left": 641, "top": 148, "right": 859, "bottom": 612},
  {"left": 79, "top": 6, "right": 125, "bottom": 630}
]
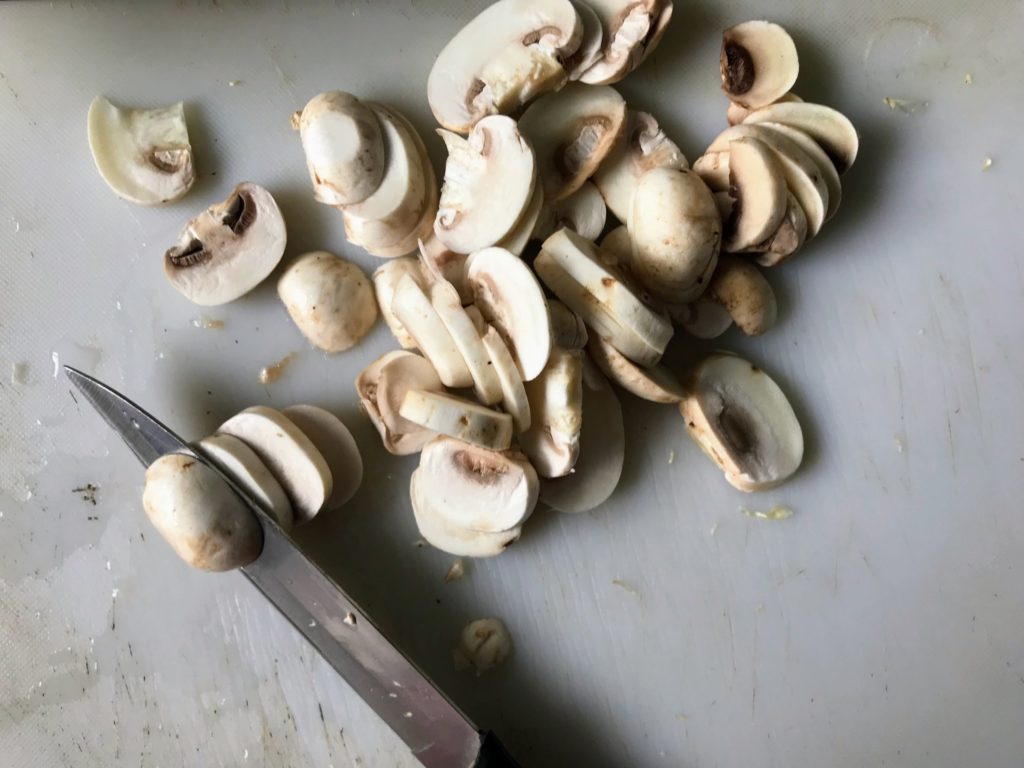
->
[{"left": 2, "top": 2, "right": 1023, "bottom": 766}]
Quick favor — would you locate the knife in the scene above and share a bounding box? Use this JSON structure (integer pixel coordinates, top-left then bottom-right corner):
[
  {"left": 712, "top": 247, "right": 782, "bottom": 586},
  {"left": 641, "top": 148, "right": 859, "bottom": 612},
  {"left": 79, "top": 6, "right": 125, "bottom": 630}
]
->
[{"left": 65, "top": 366, "right": 519, "bottom": 768}]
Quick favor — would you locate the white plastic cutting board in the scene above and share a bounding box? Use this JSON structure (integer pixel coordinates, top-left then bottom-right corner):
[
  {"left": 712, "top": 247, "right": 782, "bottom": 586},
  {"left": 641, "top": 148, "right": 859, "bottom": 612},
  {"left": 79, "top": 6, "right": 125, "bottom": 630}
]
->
[{"left": 1, "top": 2, "right": 1022, "bottom": 766}]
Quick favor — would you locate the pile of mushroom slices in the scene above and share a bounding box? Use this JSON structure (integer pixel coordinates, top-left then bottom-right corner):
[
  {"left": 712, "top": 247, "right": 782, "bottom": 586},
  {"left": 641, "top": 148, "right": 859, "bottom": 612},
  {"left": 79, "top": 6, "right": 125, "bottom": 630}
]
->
[{"left": 142, "top": 405, "right": 363, "bottom": 571}]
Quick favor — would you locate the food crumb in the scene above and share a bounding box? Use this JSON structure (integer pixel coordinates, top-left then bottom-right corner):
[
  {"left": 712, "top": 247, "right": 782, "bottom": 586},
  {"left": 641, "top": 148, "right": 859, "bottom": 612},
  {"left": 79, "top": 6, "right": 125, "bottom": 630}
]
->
[
  {"left": 894, "top": 435, "right": 905, "bottom": 454},
  {"left": 883, "top": 96, "right": 928, "bottom": 114},
  {"left": 412, "top": 539, "right": 427, "bottom": 548},
  {"left": 72, "top": 483, "right": 99, "bottom": 505},
  {"left": 191, "top": 315, "right": 225, "bottom": 330},
  {"left": 981, "top": 157, "right": 993, "bottom": 172},
  {"left": 667, "top": 449, "right": 675, "bottom": 465},
  {"left": 444, "top": 559, "right": 466, "bottom": 583},
  {"left": 709, "top": 523, "right": 719, "bottom": 536},
  {"left": 11, "top": 361, "right": 29, "bottom": 385},
  {"left": 964, "top": 72, "right": 973, "bottom": 85},
  {"left": 740, "top": 505, "right": 794, "bottom": 521},
  {"left": 259, "top": 353, "right": 296, "bottom": 384},
  {"left": 343, "top": 611, "right": 357, "bottom": 627},
  {"left": 612, "top": 579, "right": 641, "bottom": 598},
  {"left": 228, "top": 80, "right": 242, "bottom": 87}
]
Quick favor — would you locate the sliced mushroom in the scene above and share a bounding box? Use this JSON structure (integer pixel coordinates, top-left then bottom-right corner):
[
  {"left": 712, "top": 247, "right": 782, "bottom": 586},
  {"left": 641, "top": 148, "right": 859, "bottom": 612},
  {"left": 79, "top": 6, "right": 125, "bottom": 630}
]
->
[
  {"left": 87, "top": 96, "right": 195, "bottom": 205},
  {"left": 196, "top": 434, "right": 294, "bottom": 531},
  {"left": 296, "top": 91, "right": 385, "bottom": 205},
  {"left": 277, "top": 251, "right": 377, "bottom": 353},
  {"left": 453, "top": 617, "right": 513, "bottom": 673},
  {"left": 743, "top": 101, "right": 859, "bottom": 174},
  {"left": 599, "top": 224, "right": 632, "bottom": 263},
  {"left": 218, "top": 406, "right": 333, "bottom": 525},
  {"left": 372, "top": 258, "right": 424, "bottom": 349},
  {"left": 427, "top": 0, "right": 582, "bottom": 133},
  {"left": 480, "top": 326, "right": 532, "bottom": 433},
  {"left": 692, "top": 151, "right": 730, "bottom": 192},
  {"left": 704, "top": 255, "right": 777, "bottom": 336},
  {"left": 430, "top": 280, "right": 503, "bottom": 405},
  {"left": 592, "top": 110, "right": 688, "bottom": 222},
  {"left": 518, "top": 82, "right": 627, "bottom": 200},
  {"left": 630, "top": 167, "right": 722, "bottom": 303},
  {"left": 726, "top": 91, "right": 802, "bottom": 126},
  {"left": 533, "top": 181, "right": 607, "bottom": 242},
  {"left": 281, "top": 405, "right": 363, "bottom": 511},
  {"left": 142, "top": 453, "right": 262, "bottom": 571},
  {"left": 519, "top": 347, "right": 583, "bottom": 477},
  {"left": 347, "top": 169, "right": 439, "bottom": 259},
  {"left": 464, "top": 304, "right": 488, "bottom": 335},
  {"left": 566, "top": 1, "right": 606, "bottom": 79},
  {"left": 356, "top": 351, "right": 435, "bottom": 456},
  {"left": 548, "top": 300, "right": 589, "bottom": 350},
  {"left": 399, "top": 390, "right": 513, "bottom": 451},
  {"left": 586, "top": 334, "right": 684, "bottom": 403},
  {"left": 434, "top": 116, "right": 536, "bottom": 253},
  {"left": 720, "top": 21, "right": 799, "bottom": 110},
  {"left": 721, "top": 137, "right": 787, "bottom": 253},
  {"left": 375, "top": 352, "right": 445, "bottom": 436},
  {"left": 164, "top": 183, "right": 286, "bottom": 306},
  {"left": 680, "top": 353, "right": 803, "bottom": 491},
  {"left": 756, "top": 121, "right": 841, "bottom": 220},
  {"left": 579, "top": 0, "right": 671, "bottom": 85},
  {"left": 417, "top": 234, "right": 472, "bottom": 304},
  {"left": 678, "top": 297, "right": 734, "bottom": 339},
  {"left": 390, "top": 274, "right": 473, "bottom": 388},
  {"left": 748, "top": 191, "right": 808, "bottom": 266},
  {"left": 465, "top": 247, "right": 552, "bottom": 381},
  {"left": 497, "top": 181, "right": 545, "bottom": 257}
]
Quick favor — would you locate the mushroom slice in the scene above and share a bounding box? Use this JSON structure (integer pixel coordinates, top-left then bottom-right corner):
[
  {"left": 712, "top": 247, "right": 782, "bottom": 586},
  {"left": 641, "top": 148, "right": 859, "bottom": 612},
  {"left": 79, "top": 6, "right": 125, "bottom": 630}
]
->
[
  {"left": 540, "top": 360, "right": 624, "bottom": 513},
  {"left": 743, "top": 101, "right": 859, "bottom": 174},
  {"left": 87, "top": 96, "right": 195, "bottom": 205},
  {"left": 143, "top": 453, "right": 262, "bottom": 572},
  {"left": 586, "top": 334, "right": 684, "bottom": 403},
  {"left": 678, "top": 297, "right": 734, "bottom": 339},
  {"left": 756, "top": 121, "right": 841, "bottom": 220},
  {"left": 376, "top": 352, "right": 445, "bottom": 436},
  {"left": 518, "top": 82, "right": 627, "bottom": 200},
  {"left": 481, "top": 326, "right": 532, "bottom": 433},
  {"left": 599, "top": 225, "right": 632, "bottom": 263},
  {"left": 535, "top": 228, "right": 673, "bottom": 366},
  {"left": 548, "top": 300, "right": 589, "bottom": 350},
  {"left": 356, "top": 351, "right": 435, "bottom": 456},
  {"left": 164, "top": 183, "right": 286, "bottom": 306},
  {"left": 281, "top": 405, "right": 363, "bottom": 511},
  {"left": 749, "top": 191, "right": 808, "bottom": 267},
  {"left": 296, "top": 91, "right": 385, "bottom": 205},
  {"left": 567, "top": 1, "right": 605, "bottom": 79},
  {"left": 680, "top": 353, "right": 803, "bottom": 491},
  {"left": 426, "top": 0, "right": 582, "bottom": 133},
  {"left": 399, "top": 390, "right": 513, "bottom": 451},
  {"left": 417, "top": 436, "right": 538, "bottom": 533},
  {"left": 692, "top": 152, "right": 731, "bottom": 192},
  {"left": 534, "top": 181, "right": 607, "bottom": 242},
  {"left": 410, "top": 470, "right": 521, "bottom": 557},
  {"left": 519, "top": 347, "right": 583, "bottom": 478},
  {"left": 727, "top": 91, "right": 802, "bottom": 126},
  {"left": 418, "top": 234, "right": 472, "bottom": 304},
  {"left": 579, "top": 0, "right": 669, "bottom": 85},
  {"left": 372, "top": 258, "right": 424, "bottom": 349},
  {"left": 630, "top": 167, "right": 722, "bottom": 304},
  {"left": 722, "top": 137, "right": 787, "bottom": 253},
  {"left": 497, "top": 181, "right": 545, "bottom": 257},
  {"left": 720, "top": 21, "right": 799, "bottom": 110},
  {"left": 217, "top": 406, "right": 333, "bottom": 525},
  {"left": 592, "top": 110, "right": 688, "bottom": 223},
  {"left": 465, "top": 247, "right": 552, "bottom": 381},
  {"left": 360, "top": 187, "right": 439, "bottom": 258},
  {"left": 434, "top": 116, "right": 536, "bottom": 253},
  {"left": 196, "top": 434, "right": 294, "bottom": 530},
  {"left": 704, "top": 255, "right": 777, "bottom": 336},
  {"left": 391, "top": 274, "right": 473, "bottom": 388},
  {"left": 430, "top": 281, "right": 503, "bottom": 405},
  {"left": 278, "top": 251, "right": 377, "bottom": 353}
]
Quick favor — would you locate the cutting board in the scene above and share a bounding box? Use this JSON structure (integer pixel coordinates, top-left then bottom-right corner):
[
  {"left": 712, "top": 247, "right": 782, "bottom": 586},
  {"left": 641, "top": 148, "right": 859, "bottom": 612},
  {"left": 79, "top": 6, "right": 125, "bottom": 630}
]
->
[{"left": 2, "top": 1, "right": 1022, "bottom": 766}]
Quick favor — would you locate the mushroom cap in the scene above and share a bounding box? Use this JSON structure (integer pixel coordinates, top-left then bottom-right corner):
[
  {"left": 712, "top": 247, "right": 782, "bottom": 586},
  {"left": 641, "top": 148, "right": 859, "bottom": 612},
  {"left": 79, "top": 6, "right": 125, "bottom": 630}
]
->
[
  {"left": 518, "top": 82, "right": 627, "bottom": 200},
  {"left": 481, "top": 326, "right": 532, "bottom": 433},
  {"left": 756, "top": 121, "right": 841, "bottom": 220},
  {"left": 298, "top": 91, "right": 385, "bottom": 205},
  {"left": 427, "top": 0, "right": 582, "bottom": 133},
  {"left": 87, "top": 96, "right": 195, "bottom": 206},
  {"left": 497, "top": 181, "right": 545, "bottom": 256},
  {"left": 281, "top": 405, "right": 363, "bottom": 512},
  {"left": 586, "top": 334, "right": 685, "bottom": 403},
  {"left": 519, "top": 347, "right": 583, "bottom": 478},
  {"left": 372, "top": 257, "right": 424, "bottom": 349},
  {"left": 566, "top": 1, "right": 606, "bottom": 79},
  {"left": 390, "top": 274, "right": 474, "bottom": 388},
  {"left": 411, "top": 470, "right": 522, "bottom": 557},
  {"left": 705, "top": 255, "right": 777, "bottom": 336},
  {"left": 743, "top": 101, "right": 859, "bottom": 174},
  {"left": 680, "top": 353, "right": 803, "bottom": 491},
  {"left": 726, "top": 91, "right": 802, "bottom": 126},
  {"left": 534, "top": 180, "right": 608, "bottom": 242},
  {"left": 720, "top": 21, "right": 800, "bottom": 110},
  {"left": 399, "top": 390, "right": 513, "bottom": 451},
  {"left": 679, "top": 296, "right": 734, "bottom": 339},
  {"left": 142, "top": 453, "right": 262, "bottom": 571},
  {"left": 430, "top": 280, "right": 504, "bottom": 405},
  {"left": 548, "top": 299, "right": 589, "bottom": 351},
  {"left": 375, "top": 352, "right": 445, "bottom": 436},
  {"left": 356, "top": 351, "right": 435, "bottom": 456},
  {"left": 578, "top": 0, "right": 669, "bottom": 85},
  {"left": 599, "top": 224, "right": 632, "bottom": 263},
  {"left": 721, "top": 136, "right": 788, "bottom": 252},
  {"left": 453, "top": 617, "right": 514, "bottom": 672},
  {"left": 434, "top": 116, "right": 537, "bottom": 254},
  {"left": 277, "top": 251, "right": 377, "bottom": 353},
  {"left": 196, "top": 434, "right": 295, "bottom": 531},
  {"left": 749, "top": 191, "right": 809, "bottom": 266},
  {"left": 164, "top": 183, "right": 286, "bottom": 306}
]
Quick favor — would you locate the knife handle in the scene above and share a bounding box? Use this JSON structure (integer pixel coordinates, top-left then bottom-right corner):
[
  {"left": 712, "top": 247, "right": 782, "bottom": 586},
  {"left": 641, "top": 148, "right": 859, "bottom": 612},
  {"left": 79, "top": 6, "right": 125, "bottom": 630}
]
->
[{"left": 474, "top": 730, "right": 520, "bottom": 767}]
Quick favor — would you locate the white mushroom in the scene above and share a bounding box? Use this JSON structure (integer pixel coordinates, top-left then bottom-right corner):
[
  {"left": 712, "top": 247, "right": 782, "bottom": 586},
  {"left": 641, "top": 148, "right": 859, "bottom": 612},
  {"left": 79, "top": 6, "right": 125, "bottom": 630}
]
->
[
  {"left": 720, "top": 21, "right": 799, "bottom": 110},
  {"left": 390, "top": 274, "right": 474, "bottom": 388},
  {"left": 756, "top": 120, "right": 841, "bottom": 220},
  {"left": 430, "top": 280, "right": 503, "bottom": 405},
  {"left": 518, "top": 82, "right": 627, "bottom": 200},
  {"left": 726, "top": 91, "right": 802, "bottom": 126},
  {"left": 519, "top": 347, "right": 583, "bottom": 477},
  {"left": 599, "top": 224, "right": 632, "bottom": 263},
  {"left": 164, "top": 183, "right": 286, "bottom": 306},
  {"left": 296, "top": 91, "right": 385, "bottom": 205},
  {"left": 721, "top": 137, "right": 787, "bottom": 253},
  {"left": 355, "top": 351, "right": 436, "bottom": 456},
  {"left": 196, "top": 434, "right": 294, "bottom": 530},
  {"left": 281, "top": 405, "right": 363, "bottom": 511},
  {"left": 87, "top": 96, "right": 195, "bottom": 205},
  {"left": 399, "top": 390, "right": 513, "bottom": 451},
  {"left": 372, "top": 257, "right": 424, "bottom": 349},
  {"left": 497, "top": 182, "right": 545, "bottom": 257},
  {"left": 743, "top": 101, "right": 859, "bottom": 174},
  {"left": 704, "top": 255, "right": 777, "bottom": 336},
  {"left": 678, "top": 297, "right": 733, "bottom": 339},
  {"left": 142, "top": 453, "right": 262, "bottom": 571},
  {"left": 692, "top": 152, "right": 730, "bottom": 192},
  {"left": 578, "top": 0, "right": 673, "bottom": 85},
  {"left": 347, "top": 174, "right": 438, "bottom": 259},
  {"left": 218, "top": 406, "right": 333, "bottom": 525},
  {"left": 277, "top": 251, "right": 377, "bottom": 353},
  {"left": 434, "top": 116, "right": 537, "bottom": 254},
  {"left": 566, "top": 1, "right": 606, "bottom": 79},
  {"left": 680, "top": 353, "right": 803, "bottom": 491},
  {"left": 586, "top": 334, "right": 684, "bottom": 403},
  {"left": 548, "top": 300, "right": 589, "bottom": 350},
  {"left": 533, "top": 181, "right": 607, "bottom": 242},
  {"left": 749, "top": 191, "right": 808, "bottom": 266},
  {"left": 480, "top": 326, "right": 532, "bottom": 433},
  {"left": 426, "top": 0, "right": 582, "bottom": 133},
  {"left": 417, "top": 234, "right": 472, "bottom": 304},
  {"left": 453, "top": 618, "right": 513, "bottom": 673},
  {"left": 375, "top": 352, "right": 445, "bottom": 436}
]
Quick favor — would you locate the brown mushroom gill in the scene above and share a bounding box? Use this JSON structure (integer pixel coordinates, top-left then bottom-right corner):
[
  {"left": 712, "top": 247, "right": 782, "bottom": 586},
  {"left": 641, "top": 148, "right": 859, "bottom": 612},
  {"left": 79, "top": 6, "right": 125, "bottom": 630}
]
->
[
  {"left": 722, "top": 42, "right": 754, "bottom": 95},
  {"left": 221, "top": 191, "right": 257, "bottom": 234},
  {"left": 557, "top": 117, "right": 612, "bottom": 178},
  {"left": 166, "top": 238, "right": 210, "bottom": 268},
  {"left": 148, "top": 148, "right": 190, "bottom": 174},
  {"left": 454, "top": 450, "right": 509, "bottom": 483}
]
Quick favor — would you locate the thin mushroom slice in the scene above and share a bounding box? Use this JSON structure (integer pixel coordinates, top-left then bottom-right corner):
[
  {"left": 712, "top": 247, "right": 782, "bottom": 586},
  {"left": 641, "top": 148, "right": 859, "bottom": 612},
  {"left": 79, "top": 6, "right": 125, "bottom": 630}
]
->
[
  {"left": 427, "top": 0, "right": 582, "bottom": 133},
  {"left": 727, "top": 91, "right": 802, "bottom": 126},
  {"left": 164, "top": 182, "right": 286, "bottom": 306},
  {"left": 705, "top": 255, "right": 777, "bottom": 336},
  {"left": 498, "top": 181, "right": 545, "bottom": 257},
  {"left": 722, "top": 137, "right": 787, "bottom": 253},
  {"left": 218, "top": 406, "right": 333, "bottom": 525},
  {"left": 372, "top": 258, "right": 425, "bottom": 349},
  {"left": 356, "top": 351, "right": 435, "bottom": 456},
  {"left": 87, "top": 96, "right": 195, "bottom": 205},
  {"left": 680, "top": 353, "right": 803, "bottom": 491},
  {"left": 399, "top": 390, "right": 513, "bottom": 451},
  {"left": 548, "top": 300, "right": 589, "bottom": 351},
  {"left": 376, "top": 352, "right": 445, "bottom": 435},
  {"left": 586, "top": 334, "right": 684, "bottom": 403},
  {"left": 757, "top": 121, "right": 841, "bottom": 220},
  {"left": 692, "top": 152, "right": 730, "bottom": 192},
  {"left": 282, "top": 405, "right": 363, "bottom": 511},
  {"left": 196, "top": 434, "right": 294, "bottom": 531},
  {"left": 481, "top": 326, "right": 532, "bottom": 433},
  {"left": 579, "top": 0, "right": 669, "bottom": 85},
  {"left": 533, "top": 181, "right": 607, "bottom": 242},
  {"left": 567, "top": 1, "right": 606, "bottom": 79},
  {"left": 361, "top": 185, "right": 439, "bottom": 258},
  {"left": 743, "top": 101, "right": 859, "bottom": 174},
  {"left": 679, "top": 297, "right": 733, "bottom": 339},
  {"left": 430, "top": 280, "right": 504, "bottom": 405},
  {"left": 518, "top": 82, "right": 627, "bottom": 200},
  {"left": 418, "top": 234, "right": 472, "bottom": 304},
  {"left": 519, "top": 347, "right": 583, "bottom": 478},
  {"left": 417, "top": 436, "right": 538, "bottom": 533},
  {"left": 391, "top": 274, "right": 473, "bottom": 388},
  {"left": 749, "top": 191, "right": 808, "bottom": 267},
  {"left": 720, "top": 21, "right": 799, "bottom": 110},
  {"left": 434, "top": 116, "right": 536, "bottom": 253}
]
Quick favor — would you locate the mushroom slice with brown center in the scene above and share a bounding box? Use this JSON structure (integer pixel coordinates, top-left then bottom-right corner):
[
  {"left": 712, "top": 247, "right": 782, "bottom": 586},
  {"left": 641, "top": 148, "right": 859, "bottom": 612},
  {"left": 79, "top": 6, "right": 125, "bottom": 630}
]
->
[
  {"left": 196, "top": 434, "right": 294, "bottom": 531},
  {"left": 519, "top": 347, "right": 583, "bottom": 477},
  {"left": 743, "top": 101, "right": 859, "bottom": 174},
  {"left": 721, "top": 137, "right": 787, "bottom": 253},
  {"left": 586, "top": 334, "right": 685, "bottom": 403},
  {"left": 281, "top": 405, "right": 363, "bottom": 512},
  {"left": 704, "top": 255, "right": 777, "bottom": 336},
  {"left": 356, "top": 351, "right": 436, "bottom": 456},
  {"left": 578, "top": 0, "right": 671, "bottom": 85},
  {"left": 720, "top": 21, "right": 800, "bottom": 110},
  {"left": 399, "top": 390, "right": 513, "bottom": 451},
  {"left": 164, "top": 182, "right": 286, "bottom": 306}
]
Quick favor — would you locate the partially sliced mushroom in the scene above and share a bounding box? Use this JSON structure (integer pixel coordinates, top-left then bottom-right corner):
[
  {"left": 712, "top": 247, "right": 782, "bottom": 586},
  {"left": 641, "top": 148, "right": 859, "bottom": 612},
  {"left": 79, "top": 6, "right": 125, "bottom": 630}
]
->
[
  {"left": 453, "top": 617, "right": 514, "bottom": 673},
  {"left": 519, "top": 347, "right": 583, "bottom": 477},
  {"left": 721, "top": 137, "right": 787, "bottom": 253},
  {"left": 427, "top": 0, "right": 582, "bottom": 133},
  {"left": 518, "top": 82, "right": 627, "bottom": 200},
  {"left": 533, "top": 181, "right": 607, "bottom": 242},
  {"left": 480, "top": 326, "right": 532, "bottom": 433},
  {"left": 678, "top": 297, "right": 734, "bottom": 339},
  {"left": 372, "top": 258, "right": 424, "bottom": 349},
  {"left": 411, "top": 470, "right": 521, "bottom": 557},
  {"left": 375, "top": 352, "right": 445, "bottom": 436},
  {"left": 418, "top": 234, "right": 472, "bottom": 304},
  {"left": 399, "top": 390, "right": 513, "bottom": 451},
  {"left": 720, "top": 21, "right": 799, "bottom": 110},
  {"left": 434, "top": 116, "right": 536, "bottom": 253},
  {"left": 430, "top": 280, "right": 503, "bottom": 405},
  {"left": 592, "top": 110, "right": 688, "bottom": 223},
  {"left": 727, "top": 91, "right": 802, "bottom": 126},
  {"left": 586, "top": 334, "right": 684, "bottom": 403},
  {"left": 281, "top": 405, "right": 363, "bottom": 511},
  {"left": 579, "top": 0, "right": 671, "bottom": 85},
  {"left": 743, "top": 101, "right": 859, "bottom": 174},
  {"left": 417, "top": 436, "right": 538, "bottom": 533},
  {"left": 704, "top": 255, "right": 777, "bottom": 336},
  {"left": 218, "top": 406, "right": 333, "bottom": 525},
  {"left": 548, "top": 300, "right": 589, "bottom": 350},
  {"left": 196, "top": 434, "right": 294, "bottom": 530},
  {"left": 567, "top": 1, "right": 606, "bottom": 79},
  {"left": 465, "top": 247, "right": 552, "bottom": 381},
  {"left": 748, "top": 191, "right": 808, "bottom": 266},
  {"left": 680, "top": 353, "right": 803, "bottom": 491},
  {"left": 356, "top": 351, "right": 435, "bottom": 456},
  {"left": 756, "top": 121, "right": 841, "bottom": 220},
  {"left": 497, "top": 181, "right": 545, "bottom": 257},
  {"left": 143, "top": 453, "right": 262, "bottom": 571},
  {"left": 278, "top": 251, "right": 377, "bottom": 353},
  {"left": 391, "top": 274, "right": 473, "bottom": 388},
  {"left": 164, "top": 183, "right": 286, "bottom": 306},
  {"left": 87, "top": 96, "right": 195, "bottom": 205}
]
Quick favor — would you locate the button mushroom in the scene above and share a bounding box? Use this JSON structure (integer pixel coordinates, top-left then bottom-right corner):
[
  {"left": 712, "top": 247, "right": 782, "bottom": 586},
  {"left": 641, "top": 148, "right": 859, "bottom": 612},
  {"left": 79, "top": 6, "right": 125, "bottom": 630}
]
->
[
  {"left": 519, "top": 346, "right": 583, "bottom": 477},
  {"left": 281, "top": 405, "right": 363, "bottom": 512},
  {"left": 578, "top": 0, "right": 673, "bottom": 85},
  {"left": 703, "top": 255, "right": 777, "bottom": 336},
  {"left": 453, "top": 618, "right": 513, "bottom": 673},
  {"left": 356, "top": 351, "right": 438, "bottom": 456},
  {"left": 720, "top": 21, "right": 800, "bottom": 110},
  {"left": 196, "top": 434, "right": 295, "bottom": 531},
  {"left": 532, "top": 180, "right": 608, "bottom": 242},
  {"left": 720, "top": 137, "right": 788, "bottom": 253},
  {"left": 743, "top": 101, "right": 859, "bottom": 175},
  {"left": 164, "top": 183, "right": 286, "bottom": 306},
  {"left": 399, "top": 390, "right": 513, "bottom": 451},
  {"left": 372, "top": 257, "right": 425, "bottom": 349},
  {"left": 586, "top": 334, "right": 685, "bottom": 403},
  {"left": 390, "top": 274, "right": 474, "bottom": 388}
]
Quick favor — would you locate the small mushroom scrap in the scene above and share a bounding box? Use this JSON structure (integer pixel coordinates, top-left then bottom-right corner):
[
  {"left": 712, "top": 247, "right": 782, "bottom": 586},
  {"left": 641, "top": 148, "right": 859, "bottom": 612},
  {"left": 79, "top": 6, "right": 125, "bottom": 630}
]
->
[
  {"left": 720, "top": 21, "right": 800, "bottom": 110},
  {"left": 519, "top": 347, "right": 583, "bottom": 477},
  {"left": 453, "top": 618, "right": 513, "bottom": 673},
  {"left": 578, "top": 0, "right": 674, "bottom": 85}
]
